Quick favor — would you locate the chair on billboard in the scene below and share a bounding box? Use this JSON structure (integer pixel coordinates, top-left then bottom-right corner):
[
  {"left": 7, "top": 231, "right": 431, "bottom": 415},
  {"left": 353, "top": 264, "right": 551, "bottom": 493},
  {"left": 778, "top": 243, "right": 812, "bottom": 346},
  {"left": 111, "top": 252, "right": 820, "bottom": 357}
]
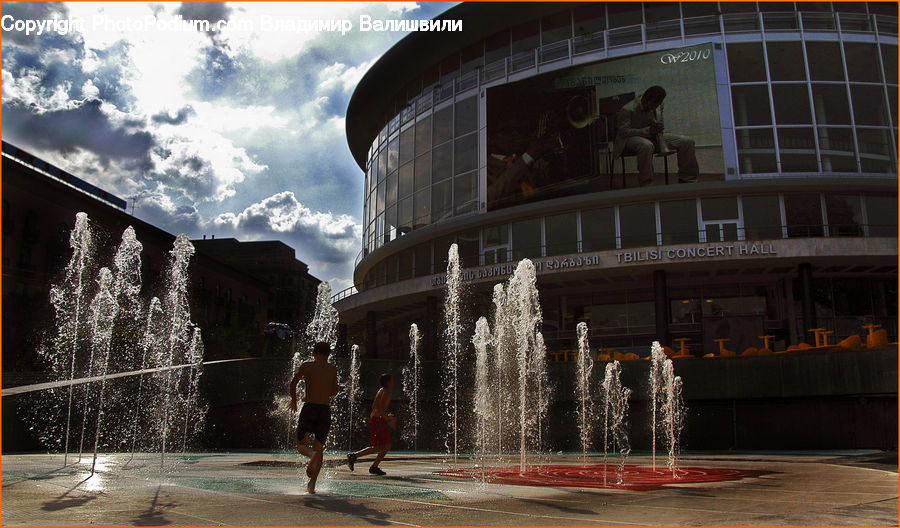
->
[{"left": 595, "top": 92, "right": 676, "bottom": 187}]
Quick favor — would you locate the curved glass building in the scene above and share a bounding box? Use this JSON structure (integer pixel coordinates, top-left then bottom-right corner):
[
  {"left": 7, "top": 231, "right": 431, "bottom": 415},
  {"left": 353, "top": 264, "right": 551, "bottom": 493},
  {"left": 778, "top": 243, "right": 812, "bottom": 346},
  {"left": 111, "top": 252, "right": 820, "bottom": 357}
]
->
[{"left": 337, "top": 2, "right": 898, "bottom": 361}]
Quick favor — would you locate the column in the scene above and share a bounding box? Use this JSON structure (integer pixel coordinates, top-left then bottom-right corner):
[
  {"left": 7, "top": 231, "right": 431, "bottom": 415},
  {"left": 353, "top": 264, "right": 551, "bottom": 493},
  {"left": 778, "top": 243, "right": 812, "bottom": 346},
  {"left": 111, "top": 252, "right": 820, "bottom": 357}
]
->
[
  {"left": 798, "top": 263, "right": 816, "bottom": 344},
  {"left": 653, "top": 269, "right": 671, "bottom": 346}
]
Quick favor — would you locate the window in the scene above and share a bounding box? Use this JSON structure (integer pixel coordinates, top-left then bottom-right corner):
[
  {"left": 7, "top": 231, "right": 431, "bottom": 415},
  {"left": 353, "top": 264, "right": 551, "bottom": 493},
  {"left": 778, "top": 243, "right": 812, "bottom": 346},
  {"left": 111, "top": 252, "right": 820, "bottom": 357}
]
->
[
  {"left": 767, "top": 42, "right": 807, "bottom": 81},
  {"left": 512, "top": 218, "right": 542, "bottom": 260},
  {"left": 607, "top": 2, "right": 642, "bottom": 28},
  {"left": 806, "top": 42, "right": 845, "bottom": 81},
  {"left": 400, "top": 126, "right": 414, "bottom": 165},
  {"left": 844, "top": 42, "right": 883, "bottom": 83},
  {"left": 414, "top": 242, "right": 432, "bottom": 277},
  {"left": 865, "top": 195, "right": 898, "bottom": 236},
  {"left": 455, "top": 97, "right": 477, "bottom": 137},
  {"left": 659, "top": 199, "right": 698, "bottom": 244},
  {"left": 399, "top": 162, "right": 414, "bottom": 199},
  {"left": 432, "top": 142, "right": 452, "bottom": 182},
  {"left": 732, "top": 85, "right": 772, "bottom": 126},
  {"left": 581, "top": 207, "right": 617, "bottom": 252},
  {"left": 619, "top": 203, "right": 656, "bottom": 248},
  {"left": 541, "top": 11, "right": 572, "bottom": 44},
  {"left": 851, "top": 85, "right": 890, "bottom": 126},
  {"left": 415, "top": 115, "right": 432, "bottom": 153},
  {"left": 414, "top": 152, "right": 431, "bottom": 191},
  {"left": 511, "top": 20, "right": 539, "bottom": 54},
  {"left": 433, "top": 105, "right": 453, "bottom": 145},
  {"left": 784, "top": 193, "right": 824, "bottom": 237},
  {"left": 857, "top": 128, "right": 895, "bottom": 173},
  {"left": 701, "top": 197, "right": 739, "bottom": 242},
  {"left": 737, "top": 129, "right": 777, "bottom": 173},
  {"left": 728, "top": 43, "right": 767, "bottom": 83},
  {"left": 818, "top": 127, "right": 858, "bottom": 172},
  {"left": 545, "top": 213, "right": 577, "bottom": 256},
  {"left": 742, "top": 195, "right": 783, "bottom": 240},
  {"left": 825, "top": 194, "right": 863, "bottom": 236},
  {"left": 413, "top": 188, "right": 430, "bottom": 228},
  {"left": 773, "top": 85, "right": 812, "bottom": 124},
  {"left": 431, "top": 179, "right": 452, "bottom": 223},
  {"left": 453, "top": 171, "right": 478, "bottom": 215},
  {"left": 811, "top": 84, "right": 852, "bottom": 125},
  {"left": 454, "top": 133, "right": 477, "bottom": 175},
  {"left": 387, "top": 137, "right": 399, "bottom": 174}
]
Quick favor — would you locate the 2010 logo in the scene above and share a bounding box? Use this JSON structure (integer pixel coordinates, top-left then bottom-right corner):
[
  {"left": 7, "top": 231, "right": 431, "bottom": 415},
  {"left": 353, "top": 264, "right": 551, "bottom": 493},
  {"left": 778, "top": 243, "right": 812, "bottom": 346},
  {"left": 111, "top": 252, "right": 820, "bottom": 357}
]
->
[{"left": 660, "top": 48, "right": 712, "bottom": 64}]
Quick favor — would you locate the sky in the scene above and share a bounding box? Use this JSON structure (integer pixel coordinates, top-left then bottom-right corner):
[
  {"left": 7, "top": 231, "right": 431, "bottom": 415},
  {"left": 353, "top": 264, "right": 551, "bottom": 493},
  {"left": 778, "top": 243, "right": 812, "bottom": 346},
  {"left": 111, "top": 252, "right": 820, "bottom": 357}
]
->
[{"left": 1, "top": 1, "right": 456, "bottom": 292}]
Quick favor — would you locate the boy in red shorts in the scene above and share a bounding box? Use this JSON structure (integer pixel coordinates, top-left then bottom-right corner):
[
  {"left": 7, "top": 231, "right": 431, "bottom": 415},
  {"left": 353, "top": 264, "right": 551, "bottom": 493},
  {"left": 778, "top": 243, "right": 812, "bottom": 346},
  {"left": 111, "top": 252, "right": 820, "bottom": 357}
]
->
[{"left": 347, "top": 373, "right": 395, "bottom": 475}]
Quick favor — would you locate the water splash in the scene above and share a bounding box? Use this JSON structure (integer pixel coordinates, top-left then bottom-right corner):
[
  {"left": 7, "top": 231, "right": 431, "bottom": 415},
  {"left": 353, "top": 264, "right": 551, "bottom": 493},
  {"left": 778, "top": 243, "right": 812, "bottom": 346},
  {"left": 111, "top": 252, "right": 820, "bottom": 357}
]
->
[
  {"left": 159, "top": 235, "right": 197, "bottom": 468},
  {"left": 305, "top": 282, "right": 339, "bottom": 355},
  {"left": 402, "top": 324, "right": 421, "bottom": 450},
  {"left": 87, "top": 268, "right": 118, "bottom": 473},
  {"left": 575, "top": 322, "right": 595, "bottom": 466},
  {"left": 36, "top": 214, "right": 205, "bottom": 471},
  {"left": 506, "top": 259, "right": 548, "bottom": 472},
  {"left": 442, "top": 244, "right": 462, "bottom": 466},
  {"left": 603, "top": 361, "right": 631, "bottom": 484},
  {"left": 128, "top": 297, "right": 162, "bottom": 461},
  {"left": 490, "top": 284, "right": 511, "bottom": 459},
  {"left": 472, "top": 316, "right": 492, "bottom": 480},
  {"left": 649, "top": 341, "right": 666, "bottom": 470},
  {"left": 347, "top": 344, "right": 362, "bottom": 450},
  {"left": 48, "top": 212, "right": 93, "bottom": 465},
  {"left": 662, "top": 365, "right": 685, "bottom": 476}
]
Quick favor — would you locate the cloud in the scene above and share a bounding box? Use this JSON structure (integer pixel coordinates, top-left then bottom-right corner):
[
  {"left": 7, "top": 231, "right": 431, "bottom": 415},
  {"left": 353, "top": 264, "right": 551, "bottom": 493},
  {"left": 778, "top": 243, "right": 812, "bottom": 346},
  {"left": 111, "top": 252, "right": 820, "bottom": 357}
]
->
[
  {"left": 213, "top": 191, "right": 361, "bottom": 265},
  {"left": 151, "top": 106, "right": 195, "bottom": 125},
  {"left": 175, "top": 2, "right": 232, "bottom": 48},
  {"left": 2, "top": 99, "right": 154, "bottom": 166}
]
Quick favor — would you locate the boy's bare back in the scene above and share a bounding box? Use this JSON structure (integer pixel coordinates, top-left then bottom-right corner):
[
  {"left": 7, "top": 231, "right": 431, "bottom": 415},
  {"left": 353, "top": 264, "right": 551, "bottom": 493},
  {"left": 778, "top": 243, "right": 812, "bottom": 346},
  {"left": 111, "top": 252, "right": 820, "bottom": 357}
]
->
[{"left": 296, "top": 358, "right": 338, "bottom": 406}]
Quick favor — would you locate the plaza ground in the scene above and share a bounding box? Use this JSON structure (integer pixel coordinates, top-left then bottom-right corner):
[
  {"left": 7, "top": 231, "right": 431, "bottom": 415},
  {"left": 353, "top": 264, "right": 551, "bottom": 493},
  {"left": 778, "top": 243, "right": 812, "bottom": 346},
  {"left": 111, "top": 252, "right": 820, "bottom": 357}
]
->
[{"left": 1, "top": 451, "right": 896, "bottom": 526}]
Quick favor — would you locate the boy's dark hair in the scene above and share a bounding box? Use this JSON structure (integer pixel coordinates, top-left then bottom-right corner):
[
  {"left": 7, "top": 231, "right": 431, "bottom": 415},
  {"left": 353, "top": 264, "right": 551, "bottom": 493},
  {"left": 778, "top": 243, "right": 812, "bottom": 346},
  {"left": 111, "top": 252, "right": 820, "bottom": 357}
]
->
[
  {"left": 313, "top": 341, "right": 331, "bottom": 356},
  {"left": 379, "top": 373, "right": 392, "bottom": 387}
]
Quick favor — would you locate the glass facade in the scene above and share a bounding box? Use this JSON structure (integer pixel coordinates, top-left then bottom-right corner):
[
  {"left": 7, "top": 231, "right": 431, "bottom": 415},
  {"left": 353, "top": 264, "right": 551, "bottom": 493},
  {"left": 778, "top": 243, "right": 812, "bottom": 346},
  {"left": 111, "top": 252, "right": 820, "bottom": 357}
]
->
[
  {"left": 360, "top": 2, "right": 898, "bottom": 258},
  {"left": 363, "top": 191, "right": 897, "bottom": 289}
]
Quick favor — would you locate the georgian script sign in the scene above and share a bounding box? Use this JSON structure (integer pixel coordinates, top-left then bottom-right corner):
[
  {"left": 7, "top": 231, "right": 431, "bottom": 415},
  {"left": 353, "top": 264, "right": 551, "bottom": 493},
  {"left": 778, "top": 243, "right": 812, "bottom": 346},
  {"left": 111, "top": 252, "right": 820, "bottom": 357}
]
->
[{"left": 430, "top": 241, "right": 779, "bottom": 287}]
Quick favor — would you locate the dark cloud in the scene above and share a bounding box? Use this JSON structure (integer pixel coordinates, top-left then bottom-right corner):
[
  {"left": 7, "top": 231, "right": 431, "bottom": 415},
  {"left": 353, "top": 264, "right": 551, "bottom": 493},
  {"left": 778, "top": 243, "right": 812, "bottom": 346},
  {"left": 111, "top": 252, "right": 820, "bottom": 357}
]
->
[
  {"left": 176, "top": 2, "right": 231, "bottom": 48},
  {"left": 151, "top": 106, "right": 196, "bottom": 125},
  {"left": 0, "top": 2, "right": 78, "bottom": 48},
  {"left": 2, "top": 100, "right": 154, "bottom": 166}
]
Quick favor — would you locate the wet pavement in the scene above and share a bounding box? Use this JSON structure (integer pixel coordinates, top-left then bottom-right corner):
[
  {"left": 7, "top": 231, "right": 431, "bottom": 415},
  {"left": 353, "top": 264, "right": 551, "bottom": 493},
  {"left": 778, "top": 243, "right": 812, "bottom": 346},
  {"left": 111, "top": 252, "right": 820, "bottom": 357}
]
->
[{"left": 1, "top": 451, "right": 896, "bottom": 526}]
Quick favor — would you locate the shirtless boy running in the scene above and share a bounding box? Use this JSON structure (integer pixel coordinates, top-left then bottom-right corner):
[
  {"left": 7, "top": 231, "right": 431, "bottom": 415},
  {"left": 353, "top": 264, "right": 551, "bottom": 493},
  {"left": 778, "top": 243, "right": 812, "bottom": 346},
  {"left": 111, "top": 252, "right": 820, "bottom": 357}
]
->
[
  {"left": 347, "top": 373, "right": 395, "bottom": 475},
  {"left": 289, "top": 341, "right": 339, "bottom": 493}
]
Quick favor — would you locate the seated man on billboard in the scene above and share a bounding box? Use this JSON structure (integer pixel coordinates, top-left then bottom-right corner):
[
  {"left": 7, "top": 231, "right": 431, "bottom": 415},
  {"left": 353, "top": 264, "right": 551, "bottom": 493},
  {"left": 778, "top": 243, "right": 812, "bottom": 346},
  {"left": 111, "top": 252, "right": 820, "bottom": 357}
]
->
[
  {"left": 486, "top": 112, "right": 559, "bottom": 209},
  {"left": 614, "top": 85, "right": 699, "bottom": 186}
]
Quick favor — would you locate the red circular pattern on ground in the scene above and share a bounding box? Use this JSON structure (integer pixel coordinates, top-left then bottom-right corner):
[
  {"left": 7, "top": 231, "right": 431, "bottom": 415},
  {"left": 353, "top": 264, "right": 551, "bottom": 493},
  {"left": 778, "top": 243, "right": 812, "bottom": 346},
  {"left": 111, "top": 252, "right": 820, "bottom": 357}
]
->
[{"left": 435, "top": 464, "right": 765, "bottom": 491}]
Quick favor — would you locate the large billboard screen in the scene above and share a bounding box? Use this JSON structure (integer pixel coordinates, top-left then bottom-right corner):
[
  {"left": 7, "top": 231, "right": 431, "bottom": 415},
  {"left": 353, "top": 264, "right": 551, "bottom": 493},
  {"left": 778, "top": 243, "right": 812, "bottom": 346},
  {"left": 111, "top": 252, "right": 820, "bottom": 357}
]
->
[{"left": 486, "top": 43, "right": 723, "bottom": 211}]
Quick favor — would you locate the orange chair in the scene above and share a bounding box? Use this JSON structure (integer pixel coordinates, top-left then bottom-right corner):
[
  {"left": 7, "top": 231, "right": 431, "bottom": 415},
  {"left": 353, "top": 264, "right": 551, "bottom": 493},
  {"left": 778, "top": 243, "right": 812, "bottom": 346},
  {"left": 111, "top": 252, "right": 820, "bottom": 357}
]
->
[
  {"left": 798, "top": 342, "right": 812, "bottom": 349},
  {"left": 662, "top": 346, "right": 677, "bottom": 358},
  {"left": 838, "top": 335, "right": 862, "bottom": 349},
  {"left": 623, "top": 352, "right": 640, "bottom": 361},
  {"left": 868, "top": 329, "right": 889, "bottom": 348},
  {"left": 741, "top": 347, "right": 758, "bottom": 356}
]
